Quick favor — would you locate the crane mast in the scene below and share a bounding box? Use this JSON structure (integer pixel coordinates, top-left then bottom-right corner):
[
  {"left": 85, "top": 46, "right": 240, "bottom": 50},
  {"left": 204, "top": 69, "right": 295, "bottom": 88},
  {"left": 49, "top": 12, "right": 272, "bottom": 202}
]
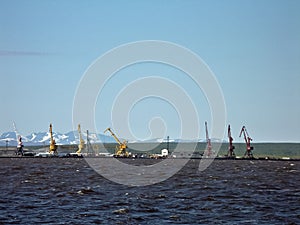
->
[
  {"left": 239, "top": 126, "right": 254, "bottom": 158},
  {"left": 204, "top": 121, "right": 213, "bottom": 157},
  {"left": 49, "top": 123, "right": 58, "bottom": 155},
  {"left": 104, "top": 127, "right": 129, "bottom": 157},
  {"left": 227, "top": 125, "right": 235, "bottom": 158}
]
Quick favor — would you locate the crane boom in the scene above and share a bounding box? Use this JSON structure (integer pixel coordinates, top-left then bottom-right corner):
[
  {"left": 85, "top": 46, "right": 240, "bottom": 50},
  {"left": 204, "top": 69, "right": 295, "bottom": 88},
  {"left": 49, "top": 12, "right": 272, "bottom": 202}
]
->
[
  {"left": 205, "top": 121, "right": 209, "bottom": 142},
  {"left": 227, "top": 124, "right": 235, "bottom": 158},
  {"left": 239, "top": 126, "right": 247, "bottom": 143},
  {"left": 204, "top": 121, "right": 213, "bottom": 157},
  {"left": 13, "top": 122, "right": 24, "bottom": 156},
  {"left": 77, "top": 124, "right": 85, "bottom": 154},
  {"left": 49, "top": 123, "right": 58, "bottom": 155},
  {"left": 245, "top": 127, "right": 251, "bottom": 139},
  {"left": 104, "top": 128, "right": 122, "bottom": 145},
  {"left": 49, "top": 123, "right": 53, "bottom": 142},
  {"left": 86, "top": 130, "right": 94, "bottom": 155},
  {"left": 13, "top": 122, "right": 19, "bottom": 140}
]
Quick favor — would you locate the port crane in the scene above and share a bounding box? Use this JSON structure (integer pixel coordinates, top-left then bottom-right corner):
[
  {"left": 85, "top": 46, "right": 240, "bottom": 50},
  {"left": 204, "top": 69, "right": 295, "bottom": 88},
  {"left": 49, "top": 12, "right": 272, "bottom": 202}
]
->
[
  {"left": 85, "top": 130, "right": 94, "bottom": 155},
  {"left": 104, "top": 127, "right": 129, "bottom": 157},
  {"left": 227, "top": 125, "right": 235, "bottom": 158},
  {"left": 49, "top": 123, "right": 58, "bottom": 155},
  {"left": 77, "top": 124, "right": 85, "bottom": 154},
  {"left": 204, "top": 121, "right": 213, "bottom": 157},
  {"left": 13, "top": 122, "right": 24, "bottom": 156},
  {"left": 67, "top": 124, "right": 85, "bottom": 157},
  {"left": 239, "top": 126, "right": 254, "bottom": 158}
]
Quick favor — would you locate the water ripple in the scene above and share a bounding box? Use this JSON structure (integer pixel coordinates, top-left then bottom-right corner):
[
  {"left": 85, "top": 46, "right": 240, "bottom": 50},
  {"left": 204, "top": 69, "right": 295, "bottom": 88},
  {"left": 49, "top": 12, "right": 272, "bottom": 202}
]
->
[{"left": 0, "top": 158, "right": 299, "bottom": 224}]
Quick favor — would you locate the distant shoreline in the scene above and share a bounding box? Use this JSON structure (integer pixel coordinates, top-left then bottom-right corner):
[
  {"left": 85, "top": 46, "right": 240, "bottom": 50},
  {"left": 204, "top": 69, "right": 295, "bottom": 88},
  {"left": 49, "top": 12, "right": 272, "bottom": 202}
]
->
[
  {"left": 0, "top": 156, "right": 299, "bottom": 161},
  {"left": 0, "top": 142, "right": 299, "bottom": 159}
]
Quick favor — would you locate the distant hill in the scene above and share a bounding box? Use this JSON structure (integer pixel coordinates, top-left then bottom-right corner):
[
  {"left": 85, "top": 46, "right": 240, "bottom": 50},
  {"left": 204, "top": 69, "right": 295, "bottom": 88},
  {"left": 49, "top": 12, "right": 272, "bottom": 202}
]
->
[
  {"left": 0, "top": 130, "right": 225, "bottom": 146},
  {"left": 0, "top": 130, "right": 116, "bottom": 146}
]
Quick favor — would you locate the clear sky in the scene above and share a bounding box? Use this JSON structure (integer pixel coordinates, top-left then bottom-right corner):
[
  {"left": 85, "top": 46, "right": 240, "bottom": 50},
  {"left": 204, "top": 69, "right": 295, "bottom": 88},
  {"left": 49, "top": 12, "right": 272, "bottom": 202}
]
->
[{"left": 0, "top": 0, "right": 299, "bottom": 142}]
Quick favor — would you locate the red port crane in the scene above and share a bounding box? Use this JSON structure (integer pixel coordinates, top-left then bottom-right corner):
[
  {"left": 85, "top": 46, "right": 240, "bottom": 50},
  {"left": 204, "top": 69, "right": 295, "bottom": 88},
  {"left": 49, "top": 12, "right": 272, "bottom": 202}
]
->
[
  {"left": 227, "top": 125, "right": 235, "bottom": 158},
  {"left": 239, "top": 126, "right": 254, "bottom": 158}
]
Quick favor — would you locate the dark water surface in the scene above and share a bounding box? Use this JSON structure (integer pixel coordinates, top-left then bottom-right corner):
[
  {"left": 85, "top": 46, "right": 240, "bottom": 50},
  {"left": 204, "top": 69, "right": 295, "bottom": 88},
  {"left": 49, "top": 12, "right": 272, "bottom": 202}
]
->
[{"left": 0, "top": 158, "right": 299, "bottom": 224}]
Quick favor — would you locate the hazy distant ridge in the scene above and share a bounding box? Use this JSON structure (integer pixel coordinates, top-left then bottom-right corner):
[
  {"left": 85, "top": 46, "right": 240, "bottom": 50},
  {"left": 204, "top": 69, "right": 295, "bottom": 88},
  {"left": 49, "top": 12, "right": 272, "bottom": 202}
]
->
[
  {"left": 0, "top": 131, "right": 115, "bottom": 146},
  {"left": 0, "top": 130, "right": 225, "bottom": 146}
]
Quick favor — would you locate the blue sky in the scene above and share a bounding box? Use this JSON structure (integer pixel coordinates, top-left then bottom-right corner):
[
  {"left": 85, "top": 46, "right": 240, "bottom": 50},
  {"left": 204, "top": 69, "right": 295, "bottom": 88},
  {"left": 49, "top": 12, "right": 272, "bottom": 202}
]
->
[{"left": 0, "top": 0, "right": 299, "bottom": 142}]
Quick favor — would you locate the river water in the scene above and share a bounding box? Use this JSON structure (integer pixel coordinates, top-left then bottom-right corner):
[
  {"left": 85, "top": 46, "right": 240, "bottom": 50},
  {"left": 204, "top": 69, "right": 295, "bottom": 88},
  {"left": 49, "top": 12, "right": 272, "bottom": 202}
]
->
[{"left": 0, "top": 158, "right": 299, "bottom": 224}]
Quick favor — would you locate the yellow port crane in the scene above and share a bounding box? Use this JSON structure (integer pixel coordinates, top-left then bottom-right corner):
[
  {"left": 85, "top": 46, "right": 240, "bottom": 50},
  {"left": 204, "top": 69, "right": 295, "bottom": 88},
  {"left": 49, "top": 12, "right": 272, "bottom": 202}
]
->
[
  {"left": 104, "top": 127, "right": 129, "bottom": 157},
  {"left": 77, "top": 124, "right": 85, "bottom": 154},
  {"left": 49, "top": 123, "right": 58, "bottom": 155},
  {"left": 67, "top": 124, "right": 85, "bottom": 157}
]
